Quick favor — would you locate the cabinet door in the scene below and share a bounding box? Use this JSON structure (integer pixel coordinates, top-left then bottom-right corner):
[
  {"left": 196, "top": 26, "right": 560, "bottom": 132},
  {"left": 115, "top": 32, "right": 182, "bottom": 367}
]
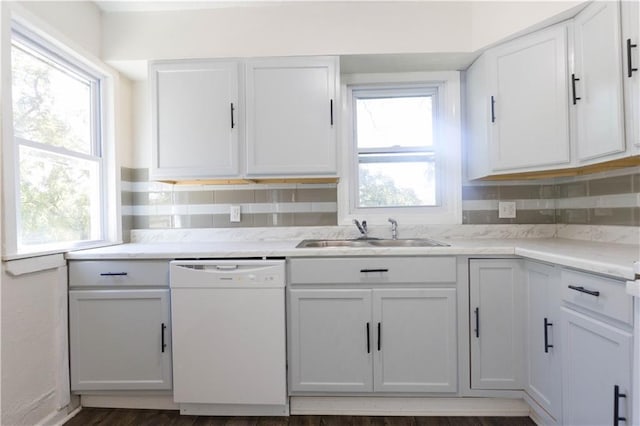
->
[
  {"left": 465, "top": 54, "right": 492, "bottom": 180},
  {"left": 288, "top": 289, "right": 372, "bottom": 392},
  {"left": 622, "top": 0, "right": 640, "bottom": 150},
  {"left": 372, "top": 288, "right": 457, "bottom": 393},
  {"left": 470, "top": 259, "right": 525, "bottom": 390},
  {"left": 488, "top": 24, "right": 570, "bottom": 171},
  {"left": 245, "top": 57, "right": 337, "bottom": 176},
  {"left": 561, "top": 308, "right": 632, "bottom": 426},
  {"left": 69, "top": 289, "right": 172, "bottom": 391},
  {"left": 150, "top": 60, "right": 240, "bottom": 179},
  {"left": 573, "top": 1, "right": 626, "bottom": 162},
  {"left": 525, "top": 262, "right": 562, "bottom": 421}
]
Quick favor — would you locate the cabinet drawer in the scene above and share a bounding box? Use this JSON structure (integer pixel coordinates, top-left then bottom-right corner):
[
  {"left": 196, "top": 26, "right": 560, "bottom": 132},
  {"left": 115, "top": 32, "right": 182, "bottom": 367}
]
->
[
  {"left": 289, "top": 257, "right": 456, "bottom": 284},
  {"left": 561, "top": 269, "right": 632, "bottom": 325},
  {"left": 69, "top": 260, "right": 169, "bottom": 287}
]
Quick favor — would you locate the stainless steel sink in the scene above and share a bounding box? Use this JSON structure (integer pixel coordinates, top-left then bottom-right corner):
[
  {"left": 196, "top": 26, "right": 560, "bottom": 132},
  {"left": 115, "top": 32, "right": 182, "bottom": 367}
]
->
[
  {"left": 296, "top": 238, "right": 449, "bottom": 248},
  {"left": 295, "top": 239, "right": 373, "bottom": 248},
  {"left": 367, "top": 238, "right": 449, "bottom": 247}
]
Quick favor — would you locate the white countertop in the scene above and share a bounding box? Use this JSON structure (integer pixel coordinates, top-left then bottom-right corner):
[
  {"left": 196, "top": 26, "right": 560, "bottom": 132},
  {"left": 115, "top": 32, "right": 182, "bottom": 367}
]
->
[{"left": 66, "top": 238, "right": 640, "bottom": 280}]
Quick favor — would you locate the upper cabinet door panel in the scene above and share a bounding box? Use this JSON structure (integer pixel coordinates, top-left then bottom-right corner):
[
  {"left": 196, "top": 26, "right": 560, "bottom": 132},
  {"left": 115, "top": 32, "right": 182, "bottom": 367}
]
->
[
  {"left": 489, "top": 24, "right": 570, "bottom": 171},
  {"left": 245, "top": 57, "right": 337, "bottom": 176},
  {"left": 573, "top": 1, "right": 625, "bottom": 162},
  {"left": 151, "top": 61, "right": 240, "bottom": 179}
]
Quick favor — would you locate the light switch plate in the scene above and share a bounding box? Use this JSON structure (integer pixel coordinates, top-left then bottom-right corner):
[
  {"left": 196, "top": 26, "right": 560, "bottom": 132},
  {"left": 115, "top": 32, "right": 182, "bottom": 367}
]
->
[
  {"left": 498, "top": 201, "right": 516, "bottom": 219},
  {"left": 230, "top": 205, "right": 241, "bottom": 222}
]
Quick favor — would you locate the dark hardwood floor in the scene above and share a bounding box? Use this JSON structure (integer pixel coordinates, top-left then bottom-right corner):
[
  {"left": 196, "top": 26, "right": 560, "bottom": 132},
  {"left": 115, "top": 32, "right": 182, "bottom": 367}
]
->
[{"left": 64, "top": 408, "right": 536, "bottom": 426}]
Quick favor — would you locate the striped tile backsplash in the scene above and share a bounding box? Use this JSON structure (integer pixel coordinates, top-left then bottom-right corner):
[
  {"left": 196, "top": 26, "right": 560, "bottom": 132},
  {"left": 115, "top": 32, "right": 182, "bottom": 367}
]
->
[{"left": 121, "top": 166, "right": 640, "bottom": 237}]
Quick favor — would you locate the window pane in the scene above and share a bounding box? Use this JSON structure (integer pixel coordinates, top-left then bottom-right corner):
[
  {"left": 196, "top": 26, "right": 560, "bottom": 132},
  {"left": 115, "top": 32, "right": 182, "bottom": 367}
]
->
[
  {"left": 18, "top": 145, "right": 100, "bottom": 248},
  {"left": 11, "top": 42, "right": 93, "bottom": 154},
  {"left": 356, "top": 96, "right": 433, "bottom": 149},
  {"left": 358, "top": 161, "right": 436, "bottom": 208}
]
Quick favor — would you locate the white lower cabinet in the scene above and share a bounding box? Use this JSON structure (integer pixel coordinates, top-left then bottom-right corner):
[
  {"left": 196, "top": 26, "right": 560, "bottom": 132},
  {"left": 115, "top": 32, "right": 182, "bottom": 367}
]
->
[
  {"left": 524, "top": 261, "right": 562, "bottom": 422},
  {"left": 561, "top": 308, "right": 632, "bottom": 426},
  {"left": 288, "top": 287, "right": 457, "bottom": 393},
  {"left": 469, "top": 259, "right": 525, "bottom": 390},
  {"left": 288, "top": 289, "right": 373, "bottom": 392},
  {"left": 69, "top": 289, "right": 172, "bottom": 391}
]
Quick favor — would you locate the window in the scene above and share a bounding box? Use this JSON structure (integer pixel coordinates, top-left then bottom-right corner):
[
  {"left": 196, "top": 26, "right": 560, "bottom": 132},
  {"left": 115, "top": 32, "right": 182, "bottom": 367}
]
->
[
  {"left": 5, "top": 25, "right": 110, "bottom": 256},
  {"left": 339, "top": 73, "right": 462, "bottom": 225},
  {"left": 354, "top": 88, "right": 437, "bottom": 208}
]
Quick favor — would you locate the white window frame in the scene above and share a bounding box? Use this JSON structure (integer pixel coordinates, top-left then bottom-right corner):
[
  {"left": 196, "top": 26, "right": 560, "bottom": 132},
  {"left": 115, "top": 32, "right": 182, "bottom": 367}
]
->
[
  {"left": 338, "top": 72, "right": 462, "bottom": 225},
  {"left": 1, "top": 10, "right": 120, "bottom": 259}
]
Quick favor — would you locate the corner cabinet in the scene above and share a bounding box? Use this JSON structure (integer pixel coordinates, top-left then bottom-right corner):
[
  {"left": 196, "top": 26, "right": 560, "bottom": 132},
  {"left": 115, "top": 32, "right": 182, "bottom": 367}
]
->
[
  {"left": 572, "top": 1, "right": 626, "bottom": 163},
  {"left": 469, "top": 259, "right": 525, "bottom": 390},
  {"left": 150, "top": 60, "right": 241, "bottom": 180},
  {"left": 245, "top": 57, "right": 338, "bottom": 177},
  {"left": 466, "top": 24, "right": 570, "bottom": 179},
  {"left": 524, "top": 261, "right": 562, "bottom": 422}
]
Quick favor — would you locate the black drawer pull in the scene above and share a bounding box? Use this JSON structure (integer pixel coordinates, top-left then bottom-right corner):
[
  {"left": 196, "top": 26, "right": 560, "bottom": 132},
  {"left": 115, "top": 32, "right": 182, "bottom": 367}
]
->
[
  {"left": 568, "top": 285, "right": 600, "bottom": 297},
  {"left": 544, "top": 318, "right": 553, "bottom": 353},
  {"left": 360, "top": 268, "right": 388, "bottom": 273},
  {"left": 100, "top": 272, "right": 128, "bottom": 276},
  {"left": 474, "top": 307, "right": 480, "bottom": 338},
  {"left": 627, "top": 39, "right": 638, "bottom": 78},
  {"left": 161, "top": 323, "right": 167, "bottom": 353},
  {"left": 366, "top": 322, "right": 371, "bottom": 353},
  {"left": 490, "top": 96, "right": 496, "bottom": 123},
  {"left": 571, "top": 74, "right": 581, "bottom": 105},
  {"left": 614, "top": 385, "right": 627, "bottom": 425}
]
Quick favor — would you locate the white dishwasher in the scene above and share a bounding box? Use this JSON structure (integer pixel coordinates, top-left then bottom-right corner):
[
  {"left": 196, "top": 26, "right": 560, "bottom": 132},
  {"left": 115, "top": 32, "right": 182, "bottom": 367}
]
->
[{"left": 170, "top": 260, "right": 287, "bottom": 416}]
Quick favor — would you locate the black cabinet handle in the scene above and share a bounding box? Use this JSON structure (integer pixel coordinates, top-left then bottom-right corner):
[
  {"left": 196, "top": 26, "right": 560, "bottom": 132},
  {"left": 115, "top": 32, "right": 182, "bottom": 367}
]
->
[
  {"left": 366, "top": 322, "right": 370, "bottom": 353},
  {"left": 330, "top": 99, "right": 334, "bottom": 126},
  {"left": 377, "top": 322, "right": 381, "bottom": 351},
  {"left": 99, "top": 272, "right": 128, "bottom": 276},
  {"left": 614, "top": 385, "right": 627, "bottom": 425},
  {"left": 627, "top": 39, "right": 638, "bottom": 78},
  {"left": 544, "top": 318, "right": 553, "bottom": 353},
  {"left": 474, "top": 307, "right": 480, "bottom": 338},
  {"left": 571, "top": 74, "right": 581, "bottom": 105},
  {"left": 568, "top": 285, "right": 600, "bottom": 297},
  {"left": 161, "top": 323, "right": 167, "bottom": 353},
  {"left": 230, "top": 102, "right": 235, "bottom": 129},
  {"left": 360, "top": 268, "right": 389, "bottom": 273},
  {"left": 490, "top": 96, "right": 496, "bottom": 123}
]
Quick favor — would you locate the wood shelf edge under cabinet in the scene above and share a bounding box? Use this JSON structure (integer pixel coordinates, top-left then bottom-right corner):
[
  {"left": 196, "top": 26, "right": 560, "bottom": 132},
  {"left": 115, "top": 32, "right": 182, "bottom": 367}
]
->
[
  {"left": 474, "top": 155, "right": 640, "bottom": 181},
  {"left": 158, "top": 177, "right": 340, "bottom": 185}
]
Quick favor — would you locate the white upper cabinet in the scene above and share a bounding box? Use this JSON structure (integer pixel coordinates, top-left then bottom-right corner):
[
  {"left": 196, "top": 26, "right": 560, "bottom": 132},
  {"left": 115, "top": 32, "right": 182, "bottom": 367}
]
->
[
  {"left": 622, "top": 0, "right": 639, "bottom": 150},
  {"left": 572, "top": 1, "right": 626, "bottom": 163},
  {"left": 466, "top": 24, "right": 570, "bottom": 179},
  {"left": 489, "top": 24, "right": 571, "bottom": 172},
  {"left": 245, "top": 57, "right": 338, "bottom": 177},
  {"left": 150, "top": 60, "right": 241, "bottom": 180}
]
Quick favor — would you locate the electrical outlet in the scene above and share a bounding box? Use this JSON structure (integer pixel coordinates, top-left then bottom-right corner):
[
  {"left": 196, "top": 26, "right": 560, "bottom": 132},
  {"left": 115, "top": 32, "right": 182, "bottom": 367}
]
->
[
  {"left": 230, "top": 205, "right": 241, "bottom": 222},
  {"left": 498, "top": 201, "right": 517, "bottom": 219}
]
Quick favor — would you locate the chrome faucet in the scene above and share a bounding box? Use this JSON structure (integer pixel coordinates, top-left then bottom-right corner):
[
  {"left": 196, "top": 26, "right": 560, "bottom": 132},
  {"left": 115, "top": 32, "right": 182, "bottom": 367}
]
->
[
  {"left": 353, "top": 219, "right": 368, "bottom": 239},
  {"left": 388, "top": 218, "right": 398, "bottom": 240}
]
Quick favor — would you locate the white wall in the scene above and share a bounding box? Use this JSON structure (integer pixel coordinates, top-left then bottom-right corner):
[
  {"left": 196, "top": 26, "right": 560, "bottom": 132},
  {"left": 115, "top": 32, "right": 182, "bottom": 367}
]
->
[
  {"left": 132, "top": 80, "right": 150, "bottom": 169},
  {"left": 470, "top": 1, "right": 583, "bottom": 50},
  {"left": 102, "top": 2, "right": 472, "bottom": 61},
  {"left": 1, "top": 265, "right": 70, "bottom": 426},
  {"left": 16, "top": 0, "right": 102, "bottom": 58}
]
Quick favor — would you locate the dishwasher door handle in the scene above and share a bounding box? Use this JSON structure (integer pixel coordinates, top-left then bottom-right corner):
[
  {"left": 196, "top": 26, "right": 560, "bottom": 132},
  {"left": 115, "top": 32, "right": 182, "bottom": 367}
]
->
[{"left": 215, "top": 265, "right": 238, "bottom": 271}]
